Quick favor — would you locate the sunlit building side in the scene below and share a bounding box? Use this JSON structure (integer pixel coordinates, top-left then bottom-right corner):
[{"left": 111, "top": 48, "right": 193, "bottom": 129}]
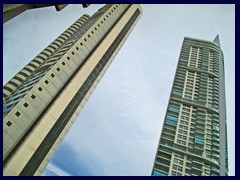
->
[{"left": 3, "top": 4, "right": 142, "bottom": 176}]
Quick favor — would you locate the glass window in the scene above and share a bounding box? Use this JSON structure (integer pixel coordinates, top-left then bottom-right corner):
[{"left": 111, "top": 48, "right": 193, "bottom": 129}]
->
[
  {"left": 169, "top": 107, "right": 180, "bottom": 112},
  {"left": 23, "top": 102, "right": 28, "bottom": 108},
  {"left": 15, "top": 111, "right": 21, "bottom": 117},
  {"left": 166, "top": 115, "right": 178, "bottom": 121},
  {"left": 6, "top": 121, "right": 12, "bottom": 127},
  {"left": 31, "top": 94, "right": 36, "bottom": 99},
  {"left": 153, "top": 171, "right": 167, "bottom": 176},
  {"left": 195, "top": 138, "right": 204, "bottom": 144}
]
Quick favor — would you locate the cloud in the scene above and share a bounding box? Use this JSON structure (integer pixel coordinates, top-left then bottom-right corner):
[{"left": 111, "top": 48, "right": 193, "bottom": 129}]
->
[{"left": 44, "top": 142, "right": 106, "bottom": 176}]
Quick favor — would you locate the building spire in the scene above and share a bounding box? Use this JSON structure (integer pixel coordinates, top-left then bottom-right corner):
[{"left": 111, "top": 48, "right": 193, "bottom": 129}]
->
[{"left": 213, "top": 34, "right": 221, "bottom": 48}]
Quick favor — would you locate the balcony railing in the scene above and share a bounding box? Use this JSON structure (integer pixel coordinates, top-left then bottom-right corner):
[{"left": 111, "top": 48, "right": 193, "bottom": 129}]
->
[
  {"left": 157, "top": 154, "right": 171, "bottom": 161},
  {"left": 160, "top": 142, "right": 220, "bottom": 166}
]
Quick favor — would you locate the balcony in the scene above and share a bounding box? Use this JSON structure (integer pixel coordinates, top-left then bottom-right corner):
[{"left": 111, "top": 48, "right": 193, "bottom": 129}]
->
[
  {"left": 192, "top": 158, "right": 204, "bottom": 165},
  {"left": 192, "top": 164, "right": 203, "bottom": 172},
  {"left": 155, "top": 160, "right": 170, "bottom": 168},
  {"left": 212, "top": 141, "right": 219, "bottom": 147},
  {"left": 186, "top": 163, "right": 192, "bottom": 169},
  {"left": 212, "top": 152, "right": 220, "bottom": 158},
  {"left": 213, "top": 113, "right": 219, "bottom": 118},
  {"left": 196, "top": 125, "right": 205, "bottom": 130},
  {"left": 160, "top": 142, "right": 220, "bottom": 166},
  {"left": 162, "top": 131, "right": 175, "bottom": 137},
  {"left": 158, "top": 147, "right": 172, "bottom": 155},
  {"left": 211, "top": 166, "right": 220, "bottom": 174},
  {"left": 196, "top": 120, "right": 205, "bottom": 125},
  {"left": 157, "top": 154, "right": 171, "bottom": 161},
  {"left": 193, "top": 145, "right": 204, "bottom": 153},
  {"left": 191, "top": 170, "right": 202, "bottom": 176},
  {"left": 198, "top": 111, "right": 206, "bottom": 116},
  {"left": 165, "top": 120, "right": 177, "bottom": 127},
  {"left": 153, "top": 171, "right": 167, "bottom": 176},
  {"left": 164, "top": 125, "right": 176, "bottom": 131},
  {"left": 195, "top": 138, "right": 204, "bottom": 144},
  {"left": 212, "top": 131, "right": 219, "bottom": 137},
  {"left": 212, "top": 126, "right": 219, "bottom": 131},
  {"left": 197, "top": 115, "right": 205, "bottom": 120},
  {"left": 212, "top": 118, "right": 219, "bottom": 122},
  {"left": 212, "top": 147, "right": 219, "bottom": 152},
  {"left": 212, "top": 136, "right": 220, "bottom": 142},
  {"left": 154, "top": 166, "right": 169, "bottom": 175},
  {"left": 162, "top": 135, "right": 174, "bottom": 142},
  {"left": 195, "top": 129, "right": 205, "bottom": 135}
]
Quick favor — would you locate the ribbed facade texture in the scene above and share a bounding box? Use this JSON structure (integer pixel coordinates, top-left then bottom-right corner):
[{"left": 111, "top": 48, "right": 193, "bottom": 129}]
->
[
  {"left": 152, "top": 36, "right": 228, "bottom": 176},
  {"left": 3, "top": 4, "right": 142, "bottom": 176}
]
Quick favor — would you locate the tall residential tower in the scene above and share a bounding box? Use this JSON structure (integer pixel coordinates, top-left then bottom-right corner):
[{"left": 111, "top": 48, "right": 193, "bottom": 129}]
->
[
  {"left": 3, "top": 4, "right": 142, "bottom": 176},
  {"left": 152, "top": 36, "right": 228, "bottom": 176}
]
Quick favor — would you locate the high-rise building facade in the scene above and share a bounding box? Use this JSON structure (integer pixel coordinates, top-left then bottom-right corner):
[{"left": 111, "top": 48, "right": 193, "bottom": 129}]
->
[
  {"left": 3, "top": 4, "right": 142, "bottom": 176},
  {"left": 152, "top": 36, "right": 228, "bottom": 176}
]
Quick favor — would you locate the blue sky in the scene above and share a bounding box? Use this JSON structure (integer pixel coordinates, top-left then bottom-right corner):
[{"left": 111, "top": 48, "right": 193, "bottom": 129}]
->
[{"left": 3, "top": 4, "right": 235, "bottom": 176}]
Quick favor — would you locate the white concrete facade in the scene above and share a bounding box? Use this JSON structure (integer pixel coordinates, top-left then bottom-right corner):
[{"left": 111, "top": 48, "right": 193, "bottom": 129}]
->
[{"left": 3, "top": 4, "right": 142, "bottom": 176}]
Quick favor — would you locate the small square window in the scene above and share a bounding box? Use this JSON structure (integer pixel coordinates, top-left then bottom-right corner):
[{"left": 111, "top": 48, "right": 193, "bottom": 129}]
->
[
  {"left": 88, "top": 34, "right": 90, "bottom": 38},
  {"left": 31, "top": 94, "right": 36, "bottom": 99},
  {"left": 95, "top": 27, "right": 97, "bottom": 30},
  {"left": 62, "top": 62, "right": 65, "bottom": 66},
  {"left": 76, "top": 47, "right": 79, "bottom": 50},
  {"left": 67, "top": 56, "right": 70, "bottom": 60},
  {"left": 57, "top": 67, "right": 60, "bottom": 71},
  {"left": 45, "top": 80, "right": 49, "bottom": 84},
  {"left": 80, "top": 42, "right": 83, "bottom": 46},
  {"left": 23, "top": 102, "right": 29, "bottom": 108},
  {"left": 72, "top": 51, "right": 75, "bottom": 55},
  {"left": 6, "top": 121, "right": 12, "bottom": 127},
  {"left": 15, "top": 111, "right": 21, "bottom": 117},
  {"left": 84, "top": 38, "right": 87, "bottom": 42},
  {"left": 98, "top": 24, "right": 100, "bottom": 27},
  {"left": 101, "top": 21, "right": 103, "bottom": 24},
  {"left": 38, "top": 87, "right": 42, "bottom": 91},
  {"left": 104, "top": 18, "right": 106, "bottom": 21},
  {"left": 51, "top": 73, "right": 55, "bottom": 78},
  {"left": 91, "top": 31, "right": 94, "bottom": 34}
]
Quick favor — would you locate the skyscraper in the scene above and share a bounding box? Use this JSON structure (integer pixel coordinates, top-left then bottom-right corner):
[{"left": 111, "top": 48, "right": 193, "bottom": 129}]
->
[
  {"left": 3, "top": 4, "right": 142, "bottom": 176},
  {"left": 152, "top": 36, "right": 228, "bottom": 176}
]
